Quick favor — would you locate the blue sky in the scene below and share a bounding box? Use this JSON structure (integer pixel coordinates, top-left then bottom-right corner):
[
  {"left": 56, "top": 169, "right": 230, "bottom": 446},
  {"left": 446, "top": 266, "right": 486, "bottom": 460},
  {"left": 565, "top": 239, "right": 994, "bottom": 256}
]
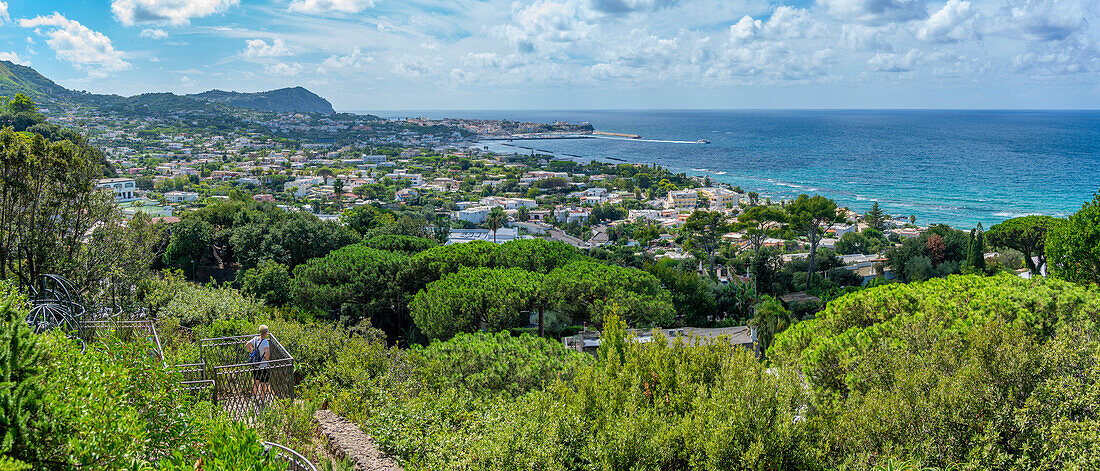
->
[{"left": 0, "top": 0, "right": 1096, "bottom": 110}]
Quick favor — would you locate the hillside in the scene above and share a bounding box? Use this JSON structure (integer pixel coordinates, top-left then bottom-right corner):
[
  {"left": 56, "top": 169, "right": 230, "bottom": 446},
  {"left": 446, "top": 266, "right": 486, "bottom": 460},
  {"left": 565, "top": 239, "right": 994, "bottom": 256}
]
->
[
  {"left": 0, "top": 60, "right": 74, "bottom": 103},
  {"left": 189, "top": 86, "right": 335, "bottom": 114},
  {"left": 0, "top": 61, "right": 333, "bottom": 115}
]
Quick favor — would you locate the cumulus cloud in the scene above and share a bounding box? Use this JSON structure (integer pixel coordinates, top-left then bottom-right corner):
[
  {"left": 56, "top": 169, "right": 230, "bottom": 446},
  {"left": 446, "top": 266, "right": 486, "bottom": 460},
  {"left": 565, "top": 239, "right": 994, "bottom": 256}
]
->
[
  {"left": 460, "top": 52, "right": 523, "bottom": 70},
  {"left": 1003, "top": 0, "right": 1093, "bottom": 41},
  {"left": 867, "top": 49, "right": 922, "bottom": 71},
  {"left": 0, "top": 51, "right": 29, "bottom": 65},
  {"left": 243, "top": 38, "right": 291, "bottom": 58},
  {"left": 318, "top": 47, "right": 373, "bottom": 73},
  {"left": 917, "top": 0, "right": 978, "bottom": 42},
  {"left": 1012, "top": 35, "right": 1098, "bottom": 74},
  {"left": 140, "top": 28, "right": 168, "bottom": 39},
  {"left": 502, "top": 0, "right": 595, "bottom": 53},
  {"left": 818, "top": 0, "right": 927, "bottom": 25},
  {"left": 289, "top": 0, "right": 374, "bottom": 14},
  {"left": 265, "top": 62, "right": 302, "bottom": 75},
  {"left": 0, "top": 2, "right": 9, "bottom": 23},
  {"left": 112, "top": 0, "right": 238, "bottom": 26},
  {"left": 730, "top": 7, "right": 823, "bottom": 44},
  {"left": 393, "top": 55, "right": 441, "bottom": 77},
  {"left": 19, "top": 13, "right": 130, "bottom": 77}
]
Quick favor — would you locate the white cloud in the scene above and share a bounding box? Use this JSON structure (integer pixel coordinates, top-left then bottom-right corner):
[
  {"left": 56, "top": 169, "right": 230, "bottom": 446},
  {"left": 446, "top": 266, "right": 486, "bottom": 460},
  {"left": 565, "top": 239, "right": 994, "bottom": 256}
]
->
[
  {"left": 1012, "top": 35, "right": 1098, "bottom": 74},
  {"left": 318, "top": 47, "right": 373, "bottom": 73},
  {"left": 289, "top": 0, "right": 374, "bottom": 15},
  {"left": 730, "top": 7, "right": 824, "bottom": 44},
  {"left": 112, "top": 0, "right": 239, "bottom": 26},
  {"left": 18, "top": 13, "right": 130, "bottom": 78},
  {"left": 818, "top": 0, "right": 927, "bottom": 25},
  {"left": 243, "top": 38, "right": 291, "bottom": 58},
  {"left": 867, "top": 49, "right": 922, "bottom": 71},
  {"left": 140, "top": 28, "right": 169, "bottom": 39},
  {"left": 1003, "top": 0, "right": 1093, "bottom": 41},
  {"left": 917, "top": 0, "right": 977, "bottom": 42},
  {"left": 0, "top": 2, "right": 9, "bottom": 23},
  {"left": 265, "top": 62, "right": 302, "bottom": 75},
  {"left": 841, "top": 23, "right": 897, "bottom": 51},
  {"left": 502, "top": 0, "right": 595, "bottom": 53},
  {"left": 0, "top": 51, "right": 29, "bottom": 65},
  {"left": 393, "top": 55, "right": 441, "bottom": 77}
]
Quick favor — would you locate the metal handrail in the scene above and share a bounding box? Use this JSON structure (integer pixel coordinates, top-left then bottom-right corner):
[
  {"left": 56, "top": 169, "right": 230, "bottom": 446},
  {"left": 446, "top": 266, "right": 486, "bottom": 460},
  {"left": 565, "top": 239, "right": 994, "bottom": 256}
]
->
[
  {"left": 200, "top": 334, "right": 295, "bottom": 362},
  {"left": 262, "top": 442, "right": 317, "bottom": 471},
  {"left": 210, "top": 357, "right": 294, "bottom": 371}
]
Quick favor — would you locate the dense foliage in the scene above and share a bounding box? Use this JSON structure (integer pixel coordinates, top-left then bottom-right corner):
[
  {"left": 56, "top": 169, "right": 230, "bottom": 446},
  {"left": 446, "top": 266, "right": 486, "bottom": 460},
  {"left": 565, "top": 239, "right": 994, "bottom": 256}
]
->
[
  {"left": 1047, "top": 192, "right": 1100, "bottom": 285},
  {"left": 408, "top": 331, "right": 591, "bottom": 397},
  {"left": 771, "top": 274, "right": 1100, "bottom": 468},
  {"left": 411, "top": 267, "right": 543, "bottom": 340}
]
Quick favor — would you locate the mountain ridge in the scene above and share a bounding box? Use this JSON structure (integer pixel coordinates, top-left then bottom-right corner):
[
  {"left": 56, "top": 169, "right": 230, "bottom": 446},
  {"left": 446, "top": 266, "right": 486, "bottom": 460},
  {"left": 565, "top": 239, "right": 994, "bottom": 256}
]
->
[{"left": 0, "top": 61, "right": 335, "bottom": 115}]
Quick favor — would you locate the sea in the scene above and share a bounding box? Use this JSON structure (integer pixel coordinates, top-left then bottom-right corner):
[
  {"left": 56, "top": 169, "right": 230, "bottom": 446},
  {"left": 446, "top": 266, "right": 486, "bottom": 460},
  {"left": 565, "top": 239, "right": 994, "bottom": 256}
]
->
[{"left": 371, "top": 110, "right": 1100, "bottom": 229}]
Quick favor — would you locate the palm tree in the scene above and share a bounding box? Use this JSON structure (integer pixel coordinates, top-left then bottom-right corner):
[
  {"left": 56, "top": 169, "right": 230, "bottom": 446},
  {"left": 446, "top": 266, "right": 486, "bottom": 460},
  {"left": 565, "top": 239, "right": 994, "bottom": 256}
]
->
[
  {"left": 750, "top": 295, "right": 791, "bottom": 359},
  {"left": 488, "top": 207, "right": 506, "bottom": 243}
]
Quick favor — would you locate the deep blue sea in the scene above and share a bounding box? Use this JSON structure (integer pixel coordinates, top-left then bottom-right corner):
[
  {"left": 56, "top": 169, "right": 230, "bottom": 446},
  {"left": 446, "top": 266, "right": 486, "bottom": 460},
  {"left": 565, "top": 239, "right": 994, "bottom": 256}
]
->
[{"left": 373, "top": 110, "right": 1100, "bottom": 229}]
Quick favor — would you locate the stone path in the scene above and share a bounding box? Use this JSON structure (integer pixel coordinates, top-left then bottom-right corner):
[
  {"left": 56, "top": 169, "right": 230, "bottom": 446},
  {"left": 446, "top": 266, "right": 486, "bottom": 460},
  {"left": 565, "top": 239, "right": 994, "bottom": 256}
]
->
[{"left": 314, "top": 409, "right": 404, "bottom": 471}]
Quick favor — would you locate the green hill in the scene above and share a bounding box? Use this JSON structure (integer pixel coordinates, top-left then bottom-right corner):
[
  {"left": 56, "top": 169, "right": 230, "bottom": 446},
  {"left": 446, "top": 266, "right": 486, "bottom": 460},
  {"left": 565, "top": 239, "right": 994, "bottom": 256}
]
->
[
  {"left": 0, "top": 60, "right": 75, "bottom": 103},
  {"left": 0, "top": 60, "right": 334, "bottom": 115},
  {"left": 188, "top": 87, "right": 335, "bottom": 114}
]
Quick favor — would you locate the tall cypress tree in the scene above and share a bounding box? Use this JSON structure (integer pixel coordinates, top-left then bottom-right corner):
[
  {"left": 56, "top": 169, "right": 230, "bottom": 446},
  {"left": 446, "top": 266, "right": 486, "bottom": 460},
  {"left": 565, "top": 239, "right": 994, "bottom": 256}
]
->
[{"left": 967, "top": 223, "right": 986, "bottom": 272}]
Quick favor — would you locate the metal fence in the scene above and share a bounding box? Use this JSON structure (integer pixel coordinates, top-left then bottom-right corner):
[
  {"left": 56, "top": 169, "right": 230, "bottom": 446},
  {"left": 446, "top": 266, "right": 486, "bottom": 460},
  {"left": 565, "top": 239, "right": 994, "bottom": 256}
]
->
[
  {"left": 78, "top": 319, "right": 165, "bottom": 367},
  {"left": 263, "top": 442, "right": 318, "bottom": 471},
  {"left": 199, "top": 334, "right": 295, "bottom": 421}
]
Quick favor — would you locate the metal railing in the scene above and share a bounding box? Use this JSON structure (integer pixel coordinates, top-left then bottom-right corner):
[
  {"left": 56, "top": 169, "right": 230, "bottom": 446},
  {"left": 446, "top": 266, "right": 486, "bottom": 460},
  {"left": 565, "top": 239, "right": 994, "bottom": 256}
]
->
[
  {"left": 176, "top": 379, "right": 216, "bottom": 403},
  {"left": 263, "top": 442, "right": 318, "bottom": 471},
  {"left": 78, "top": 319, "right": 166, "bottom": 367},
  {"left": 199, "top": 334, "right": 296, "bottom": 421}
]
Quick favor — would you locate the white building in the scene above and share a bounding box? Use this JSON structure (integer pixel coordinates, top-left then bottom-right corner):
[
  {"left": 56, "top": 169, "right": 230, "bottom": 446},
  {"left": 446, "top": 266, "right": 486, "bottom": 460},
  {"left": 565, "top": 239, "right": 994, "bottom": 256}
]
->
[
  {"left": 165, "top": 191, "right": 199, "bottom": 203},
  {"left": 363, "top": 154, "right": 388, "bottom": 164},
  {"left": 284, "top": 177, "right": 325, "bottom": 197},
  {"left": 456, "top": 205, "right": 495, "bottom": 224},
  {"left": 384, "top": 170, "right": 422, "bottom": 186},
  {"left": 97, "top": 178, "right": 138, "bottom": 202}
]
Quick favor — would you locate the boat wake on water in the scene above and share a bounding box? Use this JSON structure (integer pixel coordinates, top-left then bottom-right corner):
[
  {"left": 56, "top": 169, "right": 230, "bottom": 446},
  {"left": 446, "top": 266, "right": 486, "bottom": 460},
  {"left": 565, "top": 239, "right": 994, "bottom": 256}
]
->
[{"left": 591, "top": 136, "right": 704, "bottom": 144}]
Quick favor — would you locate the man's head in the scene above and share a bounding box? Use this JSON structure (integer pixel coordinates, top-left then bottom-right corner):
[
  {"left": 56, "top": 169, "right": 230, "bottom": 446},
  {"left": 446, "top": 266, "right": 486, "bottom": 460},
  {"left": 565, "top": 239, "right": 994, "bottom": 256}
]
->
[{"left": 259, "top": 324, "right": 269, "bottom": 338}]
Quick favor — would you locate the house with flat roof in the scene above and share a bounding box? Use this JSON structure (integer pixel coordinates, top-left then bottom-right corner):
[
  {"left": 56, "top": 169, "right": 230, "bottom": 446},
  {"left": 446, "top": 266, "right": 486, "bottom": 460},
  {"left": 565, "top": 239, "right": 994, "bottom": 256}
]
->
[{"left": 97, "top": 178, "right": 138, "bottom": 202}]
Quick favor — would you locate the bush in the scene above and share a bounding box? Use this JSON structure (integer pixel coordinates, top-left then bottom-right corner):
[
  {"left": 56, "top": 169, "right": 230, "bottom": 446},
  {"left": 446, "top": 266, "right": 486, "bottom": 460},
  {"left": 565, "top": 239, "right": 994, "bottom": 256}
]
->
[
  {"left": 408, "top": 331, "right": 591, "bottom": 398},
  {"left": 770, "top": 273, "right": 1100, "bottom": 468},
  {"left": 239, "top": 260, "right": 292, "bottom": 306}
]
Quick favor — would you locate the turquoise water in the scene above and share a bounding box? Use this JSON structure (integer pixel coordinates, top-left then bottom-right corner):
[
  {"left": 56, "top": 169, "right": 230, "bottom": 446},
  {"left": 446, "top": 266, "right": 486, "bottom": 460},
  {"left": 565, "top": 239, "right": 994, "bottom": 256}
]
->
[{"left": 378, "top": 110, "right": 1100, "bottom": 229}]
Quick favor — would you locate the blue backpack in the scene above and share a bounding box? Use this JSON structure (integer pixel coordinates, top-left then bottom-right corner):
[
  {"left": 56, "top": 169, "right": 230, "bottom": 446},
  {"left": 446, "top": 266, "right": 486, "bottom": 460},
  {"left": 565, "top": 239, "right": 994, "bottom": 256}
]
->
[{"left": 248, "top": 338, "right": 266, "bottom": 363}]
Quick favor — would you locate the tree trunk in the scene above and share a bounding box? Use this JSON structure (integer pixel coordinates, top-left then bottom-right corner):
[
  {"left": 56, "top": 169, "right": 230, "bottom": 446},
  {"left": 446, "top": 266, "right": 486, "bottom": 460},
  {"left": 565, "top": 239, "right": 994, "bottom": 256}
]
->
[
  {"left": 806, "top": 231, "right": 818, "bottom": 289},
  {"left": 1023, "top": 248, "right": 1038, "bottom": 275}
]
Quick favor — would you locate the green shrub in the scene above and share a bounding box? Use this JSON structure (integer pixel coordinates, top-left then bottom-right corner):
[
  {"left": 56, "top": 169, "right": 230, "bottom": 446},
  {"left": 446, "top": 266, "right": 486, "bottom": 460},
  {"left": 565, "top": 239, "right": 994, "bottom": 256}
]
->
[
  {"left": 239, "top": 260, "right": 292, "bottom": 306},
  {"left": 408, "top": 331, "right": 591, "bottom": 397}
]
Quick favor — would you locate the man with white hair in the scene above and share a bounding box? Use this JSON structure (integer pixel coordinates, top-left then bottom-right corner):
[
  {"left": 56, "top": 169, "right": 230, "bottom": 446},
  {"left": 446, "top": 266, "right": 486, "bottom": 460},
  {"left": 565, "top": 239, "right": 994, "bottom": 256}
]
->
[{"left": 245, "top": 324, "right": 272, "bottom": 403}]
